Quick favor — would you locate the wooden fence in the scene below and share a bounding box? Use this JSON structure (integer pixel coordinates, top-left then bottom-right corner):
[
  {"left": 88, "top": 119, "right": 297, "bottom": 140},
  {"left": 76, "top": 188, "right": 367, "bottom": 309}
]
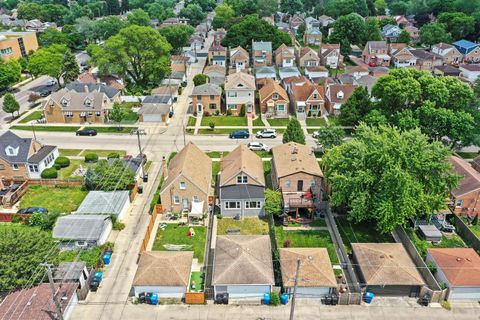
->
[
  {"left": 27, "top": 179, "right": 84, "bottom": 186},
  {"left": 139, "top": 205, "right": 162, "bottom": 254},
  {"left": 129, "top": 182, "right": 138, "bottom": 202},
  {"left": 185, "top": 292, "right": 205, "bottom": 304},
  {"left": 451, "top": 215, "right": 480, "bottom": 251},
  {"left": 0, "top": 213, "right": 31, "bottom": 222}
]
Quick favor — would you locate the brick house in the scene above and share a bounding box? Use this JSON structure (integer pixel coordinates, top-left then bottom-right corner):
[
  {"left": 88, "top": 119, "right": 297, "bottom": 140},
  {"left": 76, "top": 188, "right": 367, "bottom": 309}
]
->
[
  {"left": 230, "top": 46, "right": 249, "bottom": 71},
  {"left": 431, "top": 43, "right": 463, "bottom": 65},
  {"left": 208, "top": 44, "right": 227, "bottom": 66},
  {"left": 410, "top": 49, "right": 442, "bottom": 71},
  {"left": 325, "top": 83, "right": 357, "bottom": 115},
  {"left": 291, "top": 82, "right": 325, "bottom": 117},
  {"left": 159, "top": 142, "right": 212, "bottom": 216},
  {"left": 274, "top": 43, "right": 295, "bottom": 67},
  {"left": 303, "top": 27, "right": 322, "bottom": 46},
  {"left": 190, "top": 83, "right": 222, "bottom": 115},
  {"left": 252, "top": 41, "right": 273, "bottom": 67},
  {"left": 362, "top": 41, "right": 390, "bottom": 67},
  {"left": 258, "top": 78, "right": 289, "bottom": 118},
  {"left": 225, "top": 72, "right": 256, "bottom": 115},
  {"left": 319, "top": 43, "right": 343, "bottom": 69},
  {"left": 297, "top": 47, "right": 320, "bottom": 67},
  {"left": 389, "top": 44, "right": 417, "bottom": 68},
  {"left": 404, "top": 25, "right": 419, "bottom": 44},
  {"left": 448, "top": 156, "right": 480, "bottom": 217},
  {"left": 453, "top": 40, "right": 480, "bottom": 63},
  {"left": 43, "top": 88, "right": 111, "bottom": 124}
]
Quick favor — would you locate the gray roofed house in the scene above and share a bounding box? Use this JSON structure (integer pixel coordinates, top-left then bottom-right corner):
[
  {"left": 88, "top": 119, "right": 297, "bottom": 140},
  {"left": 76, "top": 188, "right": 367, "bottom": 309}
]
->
[
  {"left": 53, "top": 262, "right": 89, "bottom": 289},
  {"left": 0, "top": 131, "right": 34, "bottom": 163},
  {"left": 53, "top": 215, "right": 112, "bottom": 248},
  {"left": 27, "top": 145, "right": 57, "bottom": 163},
  {"left": 140, "top": 95, "right": 173, "bottom": 122},
  {"left": 252, "top": 41, "right": 272, "bottom": 52},
  {"left": 65, "top": 82, "right": 120, "bottom": 101},
  {"left": 354, "top": 75, "right": 378, "bottom": 93},
  {"left": 255, "top": 66, "right": 277, "bottom": 80},
  {"left": 75, "top": 190, "right": 130, "bottom": 220},
  {"left": 143, "top": 95, "right": 172, "bottom": 104},
  {"left": 191, "top": 83, "right": 222, "bottom": 96},
  {"left": 279, "top": 66, "right": 301, "bottom": 80}
]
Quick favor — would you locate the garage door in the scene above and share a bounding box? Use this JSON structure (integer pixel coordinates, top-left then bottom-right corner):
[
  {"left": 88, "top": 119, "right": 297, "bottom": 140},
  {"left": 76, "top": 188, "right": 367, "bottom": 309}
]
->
[
  {"left": 216, "top": 285, "right": 271, "bottom": 298},
  {"left": 295, "top": 287, "right": 331, "bottom": 298},
  {"left": 449, "top": 287, "right": 480, "bottom": 300},
  {"left": 366, "top": 285, "right": 420, "bottom": 297},
  {"left": 142, "top": 114, "right": 162, "bottom": 122}
]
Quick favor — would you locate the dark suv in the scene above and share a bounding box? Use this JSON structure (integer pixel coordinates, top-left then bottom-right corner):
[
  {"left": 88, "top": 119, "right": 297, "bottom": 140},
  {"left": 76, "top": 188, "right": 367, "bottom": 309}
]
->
[
  {"left": 76, "top": 129, "right": 97, "bottom": 136},
  {"left": 229, "top": 130, "right": 250, "bottom": 139}
]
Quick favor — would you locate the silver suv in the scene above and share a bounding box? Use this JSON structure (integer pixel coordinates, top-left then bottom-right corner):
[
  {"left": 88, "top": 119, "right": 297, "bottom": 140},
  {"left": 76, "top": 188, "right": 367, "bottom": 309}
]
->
[{"left": 255, "top": 129, "right": 277, "bottom": 138}]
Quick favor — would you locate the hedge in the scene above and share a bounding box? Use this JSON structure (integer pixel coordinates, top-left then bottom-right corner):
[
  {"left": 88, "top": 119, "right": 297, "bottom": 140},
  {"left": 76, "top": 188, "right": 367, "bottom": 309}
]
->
[
  {"left": 84, "top": 153, "right": 99, "bottom": 163},
  {"left": 107, "top": 152, "right": 120, "bottom": 159},
  {"left": 54, "top": 156, "right": 70, "bottom": 168},
  {"left": 41, "top": 168, "right": 58, "bottom": 179}
]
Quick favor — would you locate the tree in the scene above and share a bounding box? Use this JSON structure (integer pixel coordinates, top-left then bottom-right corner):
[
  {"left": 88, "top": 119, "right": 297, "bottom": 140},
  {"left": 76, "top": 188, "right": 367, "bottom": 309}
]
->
[
  {"left": 215, "top": 3, "right": 234, "bottom": 20},
  {"left": 0, "top": 59, "right": 21, "bottom": 91},
  {"left": 63, "top": 3, "right": 93, "bottom": 25},
  {"left": 109, "top": 103, "right": 126, "bottom": 127},
  {"left": 90, "top": 25, "right": 171, "bottom": 89},
  {"left": 27, "top": 45, "right": 70, "bottom": 86},
  {"left": 127, "top": 8, "right": 150, "bottom": 26},
  {"left": 388, "top": 1, "right": 409, "bottom": 15},
  {"left": 2, "top": 93, "right": 20, "bottom": 118},
  {"left": 74, "top": 17, "right": 98, "bottom": 43},
  {"left": 374, "top": 0, "right": 387, "bottom": 14},
  {"left": 61, "top": 50, "right": 80, "bottom": 83},
  {"left": 363, "top": 109, "right": 388, "bottom": 126},
  {"left": 474, "top": 78, "right": 480, "bottom": 98},
  {"left": 257, "top": 0, "right": 278, "bottom": 17},
  {"left": 338, "top": 86, "right": 372, "bottom": 126},
  {"left": 94, "top": 16, "right": 126, "bottom": 41},
  {"left": 329, "top": 13, "right": 366, "bottom": 56},
  {"left": 297, "top": 23, "right": 306, "bottom": 39},
  {"left": 180, "top": 4, "right": 207, "bottom": 26},
  {"left": 39, "top": 28, "right": 69, "bottom": 47},
  {"left": 419, "top": 22, "right": 452, "bottom": 47},
  {"left": 396, "top": 30, "right": 411, "bottom": 44},
  {"left": 322, "top": 124, "right": 459, "bottom": 233},
  {"left": 222, "top": 15, "right": 292, "bottom": 50},
  {"left": 364, "top": 17, "right": 382, "bottom": 42},
  {"left": 280, "top": 0, "right": 303, "bottom": 15},
  {"left": 283, "top": 117, "right": 305, "bottom": 144},
  {"left": 61, "top": 24, "right": 85, "bottom": 49},
  {"left": 0, "top": 224, "right": 58, "bottom": 291},
  {"left": 265, "top": 189, "right": 282, "bottom": 216},
  {"left": 159, "top": 24, "right": 195, "bottom": 52},
  {"left": 106, "top": 0, "right": 121, "bottom": 15},
  {"left": 437, "top": 12, "right": 475, "bottom": 40},
  {"left": 316, "top": 125, "right": 345, "bottom": 150},
  {"left": 85, "top": 159, "right": 135, "bottom": 191},
  {"left": 146, "top": 2, "right": 175, "bottom": 20},
  {"left": 121, "top": 0, "right": 129, "bottom": 12},
  {"left": 193, "top": 74, "right": 209, "bottom": 86}
]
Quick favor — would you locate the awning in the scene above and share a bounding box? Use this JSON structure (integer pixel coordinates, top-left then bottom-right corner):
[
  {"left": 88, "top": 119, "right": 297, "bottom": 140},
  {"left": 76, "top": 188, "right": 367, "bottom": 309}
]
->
[{"left": 189, "top": 201, "right": 204, "bottom": 217}]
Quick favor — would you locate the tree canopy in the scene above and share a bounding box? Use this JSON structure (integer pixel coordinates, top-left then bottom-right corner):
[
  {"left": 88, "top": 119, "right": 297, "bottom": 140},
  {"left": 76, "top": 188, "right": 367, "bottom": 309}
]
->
[
  {"left": 328, "top": 13, "right": 366, "bottom": 56},
  {"left": 283, "top": 117, "right": 305, "bottom": 144},
  {"left": 159, "top": 24, "right": 195, "bottom": 52},
  {"left": 27, "top": 44, "right": 73, "bottom": 86},
  {"left": 265, "top": 189, "right": 282, "bottom": 216},
  {"left": 419, "top": 22, "right": 452, "bottom": 46},
  {"left": 315, "top": 125, "right": 345, "bottom": 150},
  {"left": 322, "top": 124, "right": 459, "bottom": 233},
  {"left": 2, "top": 93, "right": 20, "bottom": 118},
  {"left": 85, "top": 159, "right": 135, "bottom": 191},
  {"left": 0, "top": 59, "right": 21, "bottom": 91},
  {"left": 180, "top": 3, "right": 207, "bottom": 26}
]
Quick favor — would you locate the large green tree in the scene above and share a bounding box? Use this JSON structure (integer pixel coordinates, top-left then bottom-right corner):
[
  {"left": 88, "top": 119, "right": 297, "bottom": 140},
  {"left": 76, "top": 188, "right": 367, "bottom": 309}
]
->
[
  {"left": 61, "top": 50, "right": 80, "bottom": 83},
  {"left": 94, "top": 16, "right": 126, "bottom": 41},
  {"left": 283, "top": 117, "right": 305, "bottom": 144},
  {"left": 315, "top": 125, "right": 345, "bottom": 150},
  {"left": 257, "top": 0, "right": 278, "bottom": 17},
  {"left": 329, "top": 13, "right": 366, "bottom": 56},
  {"left": 89, "top": 25, "right": 171, "bottom": 89},
  {"left": 27, "top": 45, "right": 66, "bottom": 85},
  {"left": 338, "top": 86, "right": 372, "bottom": 126},
  {"left": 159, "top": 24, "right": 195, "bottom": 52},
  {"left": 127, "top": 8, "right": 151, "bottom": 26},
  {"left": 180, "top": 4, "right": 207, "bottom": 26},
  {"left": 0, "top": 59, "right": 21, "bottom": 91},
  {"left": 419, "top": 22, "right": 452, "bottom": 47},
  {"left": 85, "top": 159, "right": 135, "bottom": 191},
  {"left": 2, "top": 93, "right": 20, "bottom": 118},
  {"left": 396, "top": 30, "right": 411, "bottom": 44},
  {"left": 280, "top": 0, "right": 303, "bottom": 14},
  {"left": 265, "top": 189, "right": 282, "bottom": 216},
  {"left": 39, "top": 27, "right": 70, "bottom": 47},
  {"left": 437, "top": 12, "right": 475, "bottom": 40},
  {"left": 323, "top": 124, "right": 459, "bottom": 233},
  {"left": 364, "top": 17, "right": 382, "bottom": 42}
]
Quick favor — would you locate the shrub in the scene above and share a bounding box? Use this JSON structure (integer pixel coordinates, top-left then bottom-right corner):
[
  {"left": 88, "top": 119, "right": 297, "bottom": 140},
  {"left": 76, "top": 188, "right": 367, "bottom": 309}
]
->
[
  {"left": 113, "top": 221, "right": 125, "bottom": 231},
  {"left": 28, "top": 93, "right": 41, "bottom": 103},
  {"left": 41, "top": 167, "right": 58, "bottom": 179},
  {"left": 54, "top": 156, "right": 70, "bottom": 168},
  {"left": 84, "top": 153, "right": 99, "bottom": 163},
  {"left": 283, "top": 239, "right": 291, "bottom": 248},
  {"left": 441, "top": 300, "right": 451, "bottom": 310},
  {"left": 270, "top": 291, "right": 280, "bottom": 306},
  {"left": 226, "top": 109, "right": 232, "bottom": 116},
  {"left": 217, "top": 214, "right": 223, "bottom": 219},
  {"left": 203, "top": 111, "right": 210, "bottom": 117},
  {"left": 107, "top": 153, "right": 120, "bottom": 159},
  {"left": 239, "top": 104, "right": 246, "bottom": 117},
  {"left": 427, "top": 261, "right": 437, "bottom": 274},
  {"left": 53, "top": 164, "right": 61, "bottom": 170},
  {"left": 209, "top": 121, "right": 215, "bottom": 130},
  {"left": 11, "top": 215, "right": 21, "bottom": 223},
  {"left": 215, "top": 110, "right": 220, "bottom": 116}
]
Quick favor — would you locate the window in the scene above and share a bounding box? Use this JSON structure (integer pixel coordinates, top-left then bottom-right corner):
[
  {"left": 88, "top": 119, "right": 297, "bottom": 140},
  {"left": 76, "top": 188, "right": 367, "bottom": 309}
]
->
[
  {"left": 179, "top": 181, "right": 186, "bottom": 190},
  {"left": 272, "top": 94, "right": 279, "bottom": 100},
  {"left": 227, "top": 91, "right": 237, "bottom": 98},
  {"left": 228, "top": 104, "right": 237, "bottom": 110},
  {"left": 87, "top": 112, "right": 93, "bottom": 116},
  {"left": 245, "top": 201, "right": 261, "bottom": 209},
  {"left": 455, "top": 199, "right": 463, "bottom": 208},
  {"left": 225, "top": 201, "right": 240, "bottom": 209},
  {"left": 237, "top": 175, "right": 248, "bottom": 184},
  {"left": 12, "top": 164, "right": 19, "bottom": 170},
  {"left": 192, "top": 195, "right": 199, "bottom": 202},
  {"left": 197, "top": 95, "right": 202, "bottom": 100},
  {"left": 0, "top": 164, "right": 4, "bottom": 170},
  {"left": 5, "top": 146, "right": 18, "bottom": 156},
  {"left": 174, "top": 195, "right": 180, "bottom": 204},
  {"left": 96, "top": 112, "right": 101, "bottom": 116},
  {"left": 285, "top": 180, "right": 291, "bottom": 188},
  {"left": 209, "top": 103, "right": 217, "bottom": 109},
  {"left": 0, "top": 47, "right": 13, "bottom": 56},
  {"left": 29, "top": 164, "right": 39, "bottom": 173},
  {"left": 277, "top": 104, "right": 285, "bottom": 111},
  {"left": 297, "top": 180, "right": 304, "bottom": 191},
  {"left": 64, "top": 111, "right": 73, "bottom": 118},
  {"left": 210, "top": 95, "right": 215, "bottom": 100},
  {"left": 313, "top": 93, "right": 318, "bottom": 99}
]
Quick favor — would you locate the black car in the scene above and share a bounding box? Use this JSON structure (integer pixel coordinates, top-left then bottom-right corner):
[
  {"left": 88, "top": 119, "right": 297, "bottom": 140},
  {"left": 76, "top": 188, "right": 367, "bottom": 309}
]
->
[
  {"left": 76, "top": 129, "right": 97, "bottom": 136},
  {"left": 39, "top": 89, "right": 51, "bottom": 97},
  {"left": 229, "top": 130, "right": 250, "bottom": 139},
  {"left": 17, "top": 207, "right": 48, "bottom": 214}
]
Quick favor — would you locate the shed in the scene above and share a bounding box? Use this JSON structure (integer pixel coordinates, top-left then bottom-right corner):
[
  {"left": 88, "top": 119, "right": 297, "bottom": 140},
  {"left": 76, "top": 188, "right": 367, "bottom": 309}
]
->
[
  {"left": 352, "top": 243, "right": 425, "bottom": 297},
  {"left": 133, "top": 251, "right": 193, "bottom": 298},
  {"left": 140, "top": 95, "right": 172, "bottom": 122},
  {"left": 53, "top": 262, "right": 89, "bottom": 289},
  {"left": 426, "top": 248, "right": 480, "bottom": 300},
  {"left": 53, "top": 215, "right": 112, "bottom": 249},
  {"left": 417, "top": 225, "right": 442, "bottom": 242},
  {"left": 75, "top": 190, "right": 130, "bottom": 220}
]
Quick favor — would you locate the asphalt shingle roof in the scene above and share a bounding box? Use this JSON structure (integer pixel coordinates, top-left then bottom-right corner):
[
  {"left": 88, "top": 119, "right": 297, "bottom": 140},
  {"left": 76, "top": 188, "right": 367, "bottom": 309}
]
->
[
  {"left": 28, "top": 145, "right": 56, "bottom": 164},
  {"left": 53, "top": 215, "right": 111, "bottom": 241},
  {"left": 191, "top": 83, "right": 222, "bottom": 96},
  {"left": 65, "top": 82, "right": 119, "bottom": 99},
  {"left": 0, "top": 131, "right": 32, "bottom": 163}
]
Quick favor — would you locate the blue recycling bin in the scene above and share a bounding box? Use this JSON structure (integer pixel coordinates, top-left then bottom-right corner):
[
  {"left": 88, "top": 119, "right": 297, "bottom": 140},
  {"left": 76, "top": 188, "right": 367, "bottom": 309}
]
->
[
  {"left": 103, "top": 254, "right": 111, "bottom": 265},
  {"left": 364, "top": 292, "right": 374, "bottom": 304},
  {"left": 94, "top": 271, "right": 103, "bottom": 283},
  {"left": 280, "top": 294, "right": 289, "bottom": 305},
  {"left": 263, "top": 293, "right": 271, "bottom": 305},
  {"left": 150, "top": 293, "right": 158, "bottom": 305}
]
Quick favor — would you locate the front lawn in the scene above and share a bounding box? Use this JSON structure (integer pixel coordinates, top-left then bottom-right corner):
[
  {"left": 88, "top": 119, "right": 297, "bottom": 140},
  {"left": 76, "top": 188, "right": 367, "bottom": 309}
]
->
[
  {"left": 206, "top": 151, "right": 230, "bottom": 158},
  {"left": 405, "top": 228, "right": 467, "bottom": 258},
  {"left": 198, "top": 128, "right": 243, "bottom": 135},
  {"left": 59, "top": 149, "right": 83, "bottom": 157},
  {"left": 11, "top": 125, "right": 80, "bottom": 132},
  {"left": 187, "top": 116, "right": 197, "bottom": 127},
  {"left": 57, "top": 159, "right": 92, "bottom": 179},
  {"left": 84, "top": 126, "right": 137, "bottom": 134},
  {"left": 18, "top": 111, "right": 43, "bottom": 124},
  {"left": 306, "top": 117, "right": 327, "bottom": 126},
  {"left": 81, "top": 149, "right": 127, "bottom": 157},
  {"left": 335, "top": 217, "right": 394, "bottom": 253},
  {"left": 19, "top": 185, "right": 88, "bottom": 214},
  {"left": 217, "top": 217, "right": 269, "bottom": 235},
  {"left": 201, "top": 116, "right": 247, "bottom": 126},
  {"left": 212, "top": 161, "right": 220, "bottom": 183},
  {"left": 275, "top": 227, "right": 339, "bottom": 263},
  {"left": 252, "top": 116, "right": 264, "bottom": 127},
  {"left": 152, "top": 224, "right": 206, "bottom": 263},
  {"left": 267, "top": 118, "right": 290, "bottom": 126}
]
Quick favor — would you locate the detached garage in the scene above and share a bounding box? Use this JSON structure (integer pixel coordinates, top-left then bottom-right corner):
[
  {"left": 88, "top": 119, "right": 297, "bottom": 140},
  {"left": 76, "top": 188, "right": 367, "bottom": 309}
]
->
[
  {"left": 133, "top": 251, "right": 193, "bottom": 298},
  {"left": 213, "top": 235, "right": 274, "bottom": 300},
  {"left": 427, "top": 248, "right": 480, "bottom": 300},
  {"left": 352, "top": 243, "right": 425, "bottom": 297},
  {"left": 279, "top": 248, "right": 337, "bottom": 298}
]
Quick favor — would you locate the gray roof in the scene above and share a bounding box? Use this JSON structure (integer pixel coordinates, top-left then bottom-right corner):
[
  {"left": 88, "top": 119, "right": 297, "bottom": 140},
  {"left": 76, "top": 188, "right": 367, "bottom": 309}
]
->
[
  {"left": 252, "top": 41, "right": 272, "bottom": 52},
  {"left": 0, "top": 131, "right": 32, "bottom": 163},
  {"left": 418, "top": 225, "right": 442, "bottom": 238},
  {"left": 48, "top": 88, "right": 106, "bottom": 111},
  {"left": 191, "top": 84, "right": 221, "bottom": 96},
  {"left": 53, "top": 262, "right": 87, "bottom": 281},
  {"left": 53, "top": 215, "right": 111, "bottom": 241},
  {"left": 65, "top": 82, "right": 119, "bottom": 99},
  {"left": 28, "top": 145, "right": 57, "bottom": 164},
  {"left": 255, "top": 66, "right": 276, "bottom": 74},
  {"left": 143, "top": 95, "right": 172, "bottom": 104},
  {"left": 171, "top": 71, "right": 185, "bottom": 80},
  {"left": 410, "top": 49, "right": 442, "bottom": 60},
  {"left": 279, "top": 66, "right": 300, "bottom": 74},
  {"left": 220, "top": 185, "right": 264, "bottom": 199},
  {"left": 75, "top": 191, "right": 130, "bottom": 217},
  {"left": 138, "top": 104, "right": 170, "bottom": 115}
]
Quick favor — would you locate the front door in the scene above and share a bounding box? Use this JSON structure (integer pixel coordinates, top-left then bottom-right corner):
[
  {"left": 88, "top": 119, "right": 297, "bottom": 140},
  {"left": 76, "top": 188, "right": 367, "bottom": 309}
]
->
[
  {"left": 182, "top": 198, "right": 189, "bottom": 210},
  {"left": 297, "top": 180, "right": 303, "bottom": 191},
  {"left": 247, "top": 104, "right": 253, "bottom": 113},
  {"left": 197, "top": 104, "right": 203, "bottom": 113}
]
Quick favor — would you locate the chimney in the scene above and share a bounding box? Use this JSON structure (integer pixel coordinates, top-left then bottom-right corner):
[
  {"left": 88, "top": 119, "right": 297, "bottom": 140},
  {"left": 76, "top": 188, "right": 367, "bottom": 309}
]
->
[
  {"left": 84, "top": 85, "right": 89, "bottom": 93},
  {"left": 292, "top": 146, "right": 298, "bottom": 154},
  {"left": 162, "top": 156, "right": 168, "bottom": 178}
]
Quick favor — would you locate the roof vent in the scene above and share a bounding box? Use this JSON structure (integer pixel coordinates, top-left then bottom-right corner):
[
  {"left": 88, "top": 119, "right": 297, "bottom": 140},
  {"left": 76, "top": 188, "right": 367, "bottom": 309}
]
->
[
  {"left": 456, "top": 257, "right": 462, "bottom": 262},
  {"left": 291, "top": 156, "right": 297, "bottom": 161},
  {"left": 466, "top": 258, "right": 472, "bottom": 262},
  {"left": 292, "top": 146, "right": 298, "bottom": 154}
]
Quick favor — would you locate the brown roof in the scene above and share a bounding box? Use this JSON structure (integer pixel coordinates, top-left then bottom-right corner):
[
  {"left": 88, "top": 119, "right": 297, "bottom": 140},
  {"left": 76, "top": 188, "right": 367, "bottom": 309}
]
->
[
  {"left": 434, "top": 43, "right": 454, "bottom": 50},
  {"left": 77, "top": 73, "right": 125, "bottom": 90},
  {"left": 345, "top": 66, "right": 369, "bottom": 74},
  {"left": 230, "top": 46, "right": 249, "bottom": 60},
  {"left": 299, "top": 47, "right": 319, "bottom": 59},
  {"left": 47, "top": 88, "right": 107, "bottom": 111},
  {"left": 271, "top": 142, "right": 323, "bottom": 179},
  {"left": 460, "top": 64, "right": 480, "bottom": 72},
  {"left": 320, "top": 43, "right": 340, "bottom": 57},
  {"left": 213, "top": 235, "right": 274, "bottom": 285},
  {"left": 352, "top": 243, "right": 424, "bottom": 286},
  {"left": 449, "top": 156, "right": 480, "bottom": 197},
  {"left": 0, "top": 283, "right": 78, "bottom": 320},
  {"left": 219, "top": 145, "right": 265, "bottom": 187},
  {"left": 275, "top": 43, "right": 295, "bottom": 58},
  {"left": 292, "top": 82, "right": 325, "bottom": 102},
  {"left": 283, "top": 75, "right": 311, "bottom": 85},
  {"left": 305, "top": 66, "right": 328, "bottom": 72},
  {"left": 209, "top": 44, "right": 226, "bottom": 52},
  {"left": 259, "top": 79, "right": 289, "bottom": 104},
  {"left": 327, "top": 84, "right": 357, "bottom": 103},
  {"left": 133, "top": 251, "right": 193, "bottom": 286},
  {"left": 225, "top": 72, "right": 255, "bottom": 90},
  {"left": 160, "top": 142, "right": 212, "bottom": 194},
  {"left": 203, "top": 64, "right": 226, "bottom": 75},
  {"left": 428, "top": 248, "right": 480, "bottom": 287},
  {"left": 171, "top": 55, "right": 190, "bottom": 62},
  {"left": 151, "top": 85, "right": 179, "bottom": 95},
  {"left": 279, "top": 248, "right": 337, "bottom": 288}
]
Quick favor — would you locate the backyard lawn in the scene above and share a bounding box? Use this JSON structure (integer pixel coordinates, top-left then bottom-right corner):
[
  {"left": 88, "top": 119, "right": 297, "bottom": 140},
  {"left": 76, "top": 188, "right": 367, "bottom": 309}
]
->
[
  {"left": 206, "top": 151, "right": 230, "bottom": 158},
  {"left": 152, "top": 224, "right": 207, "bottom": 263},
  {"left": 306, "top": 117, "right": 327, "bottom": 126},
  {"left": 18, "top": 111, "right": 43, "bottom": 124},
  {"left": 217, "top": 217, "right": 269, "bottom": 235},
  {"left": 335, "top": 217, "right": 394, "bottom": 253},
  {"left": 19, "top": 185, "right": 88, "bottom": 214},
  {"left": 263, "top": 161, "right": 272, "bottom": 189},
  {"left": 212, "top": 161, "right": 220, "bottom": 183},
  {"left": 275, "top": 227, "right": 339, "bottom": 263},
  {"left": 201, "top": 116, "right": 247, "bottom": 126},
  {"left": 189, "top": 272, "right": 204, "bottom": 292},
  {"left": 405, "top": 228, "right": 467, "bottom": 258}
]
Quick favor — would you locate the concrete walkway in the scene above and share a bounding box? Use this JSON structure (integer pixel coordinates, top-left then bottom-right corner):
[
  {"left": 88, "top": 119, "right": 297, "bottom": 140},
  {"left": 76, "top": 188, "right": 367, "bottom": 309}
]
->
[
  {"left": 247, "top": 116, "right": 253, "bottom": 135},
  {"left": 193, "top": 114, "right": 202, "bottom": 135}
]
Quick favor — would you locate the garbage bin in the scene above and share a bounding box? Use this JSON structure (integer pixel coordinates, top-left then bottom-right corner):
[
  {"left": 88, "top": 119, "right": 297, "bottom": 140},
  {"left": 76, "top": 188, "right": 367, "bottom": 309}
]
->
[
  {"left": 138, "top": 186, "right": 143, "bottom": 194},
  {"left": 263, "top": 293, "right": 270, "bottom": 305},
  {"left": 280, "top": 294, "right": 289, "bottom": 305},
  {"left": 143, "top": 174, "right": 148, "bottom": 183}
]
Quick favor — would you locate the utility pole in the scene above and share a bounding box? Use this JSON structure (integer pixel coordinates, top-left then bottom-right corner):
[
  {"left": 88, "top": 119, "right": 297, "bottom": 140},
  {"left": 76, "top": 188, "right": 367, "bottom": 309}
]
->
[
  {"left": 136, "top": 130, "right": 145, "bottom": 179},
  {"left": 289, "top": 259, "right": 301, "bottom": 320},
  {"left": 31, "top": 123, "right": 37, "bottom": 152},
  {"left": 40, "top": 263, "right": 64, "bottom": 320}
]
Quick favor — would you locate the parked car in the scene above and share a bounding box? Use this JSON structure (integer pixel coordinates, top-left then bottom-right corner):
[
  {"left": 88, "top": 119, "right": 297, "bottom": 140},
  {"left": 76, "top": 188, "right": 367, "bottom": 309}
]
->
[
  {"left": 39, "top": 89, "right": 51, "bottom": 97},
  {"left": 255, "top": 129, "right": 277, "bottom": 139},
  {"left": 312, "top": 131, "right": 319, "bottom": 139},
  {"left": 17, "top": 207, "right": 48, "bottom": 214},
  {"left": 46, "top": 79, "right": 57, "bottom": 86},
  {"left": 247, "top": 142, "right": 269, "bottom": 151},
  {"left": 76, "top": 128, "right": 97, "bottom": 136},
  {"left": 229, "top": 130, "right": 249, "bottom": 139},
  {"left": 130, "top": 129, "right": 147, "bottom": 135}
]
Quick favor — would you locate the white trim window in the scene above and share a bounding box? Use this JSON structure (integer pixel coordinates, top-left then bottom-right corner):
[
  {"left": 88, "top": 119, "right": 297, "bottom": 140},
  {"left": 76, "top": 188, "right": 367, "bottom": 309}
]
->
[
  {"left": 179, "top": 181, "right": 186, "bottom": 190},
  {"left": 285, "top": 180, "right": 291, "bottom": 188},
  {"left": 174, "top": 195, "right": 180, "bottom": 204},
  {"left": 12, "top": 164, "right": 19, "bottom": 170},
  {"left": 245, "top": 201, "right": 261, "bottom": 209},
  {"left": 29, "top": 164, "right": 39, "bottom": 173},
  {"left": 225, "top": 201, "right": 240, "bottom": 209},
  {"left": 455, "top": 199, "right": 463, "bottom": 208},
  {"left": 192, "top": 195, "right": 200, "bottom": 202},
  {"left": 237, "top": 175, "right": 248, "bottom": 184}
]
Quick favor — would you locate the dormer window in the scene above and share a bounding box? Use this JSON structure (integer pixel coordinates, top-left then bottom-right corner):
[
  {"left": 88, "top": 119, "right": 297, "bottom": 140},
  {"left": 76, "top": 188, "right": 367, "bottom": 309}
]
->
[
  {"left": 272, "top": 93, "right": 278, "bottom": 100},
  {"left": 237, "top": 175, "right": 248, "bottom": 184},
  {"left": 337, "top": 91, "right": 344, "bottom": 99},
  {"left": 313, "top": 93, "right": 318, "bottom": 99},
  {"left": 61, "top": 98, "right": 69, "bottom": 107},
  {"left": 84, "top": 98, "right": 93, "bottom": 107},
  {"left": 5, "top": 146, "right": 19, "bottom": 156}
]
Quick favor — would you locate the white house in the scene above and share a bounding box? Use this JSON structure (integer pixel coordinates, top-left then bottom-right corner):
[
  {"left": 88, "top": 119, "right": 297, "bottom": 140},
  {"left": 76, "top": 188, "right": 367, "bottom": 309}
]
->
[
  {"left": 426, "top": 248, "right": 480, "bottom": 300},
  {"left": 459, "top": 64, "right": 480, "bottom": 83},
  {"left": 225, "top": 72, "right": 256, "bottom": 115},
  {"left": 305, "top": 66, "right": 329, "bottom": 79}
]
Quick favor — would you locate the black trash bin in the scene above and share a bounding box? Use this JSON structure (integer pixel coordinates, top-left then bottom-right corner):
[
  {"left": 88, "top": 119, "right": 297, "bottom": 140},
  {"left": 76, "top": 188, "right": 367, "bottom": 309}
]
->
[
  {"left": 138, "top": 186, "right": 143, "bottom": 194},
  {"left": 143, "top": 174, "right": 148, "bottom": 183},
  {"left": 138, "top": 292, "right": 146, "bottom": 303},
  {"left": 420, "top": 293, "right": 430, "bottom": 306}
]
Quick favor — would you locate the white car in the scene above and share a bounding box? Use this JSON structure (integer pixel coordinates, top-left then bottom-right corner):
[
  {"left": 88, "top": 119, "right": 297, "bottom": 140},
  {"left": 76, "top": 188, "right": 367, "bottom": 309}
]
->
[
  {"left": 255, "top": 129, "right": 277, "bottom": 138},
  {"left": 247, "top": 142, "right": 269, "bottom": 151},
  {"left": 312, "top": 131, "right": 319, "bottom": 139},
  {"left": 46, "top": 79, "right": 57, "bottom": 86}
]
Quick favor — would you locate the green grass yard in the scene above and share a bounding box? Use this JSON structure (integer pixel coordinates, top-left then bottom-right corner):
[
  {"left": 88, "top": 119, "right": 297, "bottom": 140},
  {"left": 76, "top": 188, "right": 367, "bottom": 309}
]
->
[
  {"left": 57, "top": 159, "right": 92, "bottom": 179},
  {"left": 306, "top": 117, "right": 327, "bottom": 126},
  {"left": 206, "top": 151, "right": 230, "bottom": 158},
  {"left": 212, "top": 161, "right": 220, "bottom": 184},
  {"left": 84, "top": 126, "right": 137, "bottom": 134},
  {"left": 18, "top": 111, "right": 43, "bottom": 124},
  {"left": 81, "top": 149, "right": 127, "bottom": 157},
  {"left": 201, "top": 116, "right": 247, "bottom": 126},
  {"left": 263, "top": 161, "right": 272, "bottom": 189},
  {"left": 198, "top": 128, "right": 244, "bottom": 135},
  {"left": 152, "top": 225, "right": 206, "bottom": 263},
  {"left": 11, "top": 125, "right": 80, "bottom": 132},
  {"left": 19, "top": 185, "right": 88, "bottom": 214},
  {"left": 59, "top": 245, "right": 106, "bottom": 268},
  {"left": 189, "top": 272, "right": 204, "bottom": 292},
  {"left": 252, "top": 116, "right": 264, "bottom": 127},
  {"left": 187, "top": 116, "right": 197, "bottom": 127},
  {"left": 405, "top": 228, "right": 467, "bottom": 258},
  {"left": 217, "top": 217, "right": 269, "bottom": 235},
  {"left": 59, "top": 149, "right": 83, "bottom": 157},
  {"left": 266, "top": 118, "right": 290, "bottom": 126},
  {"left": 456, "top": 152, "right": 479, "bottom": 159}
]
